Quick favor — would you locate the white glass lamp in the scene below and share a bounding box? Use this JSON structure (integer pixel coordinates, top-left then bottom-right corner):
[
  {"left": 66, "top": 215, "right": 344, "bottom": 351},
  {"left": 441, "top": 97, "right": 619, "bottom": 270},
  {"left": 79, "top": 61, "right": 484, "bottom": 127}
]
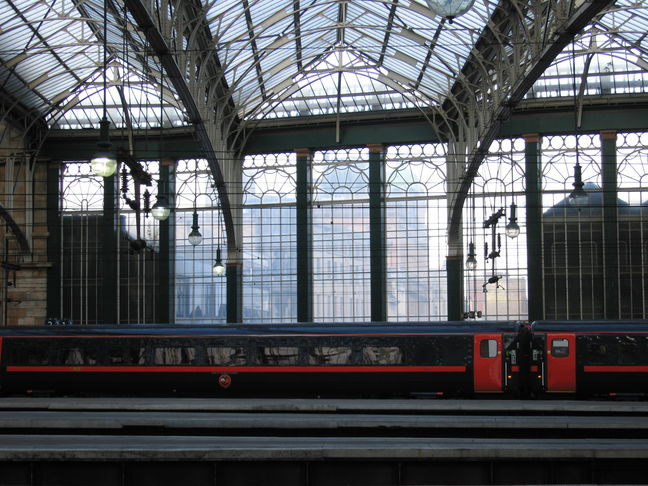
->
[
  {"left": 213, "top": 247, "right": 226, "bottom": 276},
  {"left": 425, "top": 0, "right": 476, "bottom": 21},
  {"left": 465, "top": 242, "right": 477, "bottom": 270},
  {"left": 91, "top": 117, "right": 117, "bottom": 177},
  {"left": 187, "top": 210, "right": 203, "bottom": 246},
  {"left": 505, "top": 203, "right": 520, "bottom": 239}
]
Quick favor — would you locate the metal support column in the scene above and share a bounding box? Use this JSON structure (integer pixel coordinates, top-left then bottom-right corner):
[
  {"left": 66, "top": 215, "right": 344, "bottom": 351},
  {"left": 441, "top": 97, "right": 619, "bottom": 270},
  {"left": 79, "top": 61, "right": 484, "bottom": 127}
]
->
[
  {"left": 601, "top": 130, "right": 619, "bottom": 318},
  {"left": 524, "top": 133, "right": 543, "bottom": 322},
  {"left": 46, "top": 161, "right": 61, "bottom": 321},
  {"left": 368, "top": 144, "right": 387, "bottom": 322},
  {"left": 295, "top": 148, "right": 313, "bottom": 322},
  {"left": 446, "top": 256, "right": 462, "bottom": 321},
  {"left": 446, "top": 140, "right": 466, "bottom": 321},
  {"left": 100, "top": 170, "right": 118, "bottom": 324},
  {"left": 226, "top": 258, "right": 243, "bottom": 323},
  {"left": 157, "top": 159, "right": 176, "bottom": 324}
]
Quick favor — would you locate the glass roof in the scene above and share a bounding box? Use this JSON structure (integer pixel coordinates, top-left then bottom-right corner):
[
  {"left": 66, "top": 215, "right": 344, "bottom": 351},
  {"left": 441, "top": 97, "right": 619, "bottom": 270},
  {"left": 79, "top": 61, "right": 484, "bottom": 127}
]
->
[
  {"left": 1, "top": 0, "right": 647, "bottom": 131},
  {"left": 530, "top": 0, "right": 648, "bottom": 100},
  {"left": 208, "top": 0, "right": 497, "bottom": 120},
  {"left": 0, "top": 0, "right": 187, "bottom": 130}
]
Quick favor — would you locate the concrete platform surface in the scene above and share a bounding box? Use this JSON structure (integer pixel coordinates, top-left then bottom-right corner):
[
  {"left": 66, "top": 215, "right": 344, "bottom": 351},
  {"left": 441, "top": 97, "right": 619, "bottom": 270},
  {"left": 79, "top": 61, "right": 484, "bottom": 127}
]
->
[
  {"left": 0, "top": 435, "right": 648, "bottom": 460},
  {"left": 1, "top": 397, "right": 647, "bottom": 413},
  {"left": 0, "top": 410, "right": 646, "bottom": 431}
]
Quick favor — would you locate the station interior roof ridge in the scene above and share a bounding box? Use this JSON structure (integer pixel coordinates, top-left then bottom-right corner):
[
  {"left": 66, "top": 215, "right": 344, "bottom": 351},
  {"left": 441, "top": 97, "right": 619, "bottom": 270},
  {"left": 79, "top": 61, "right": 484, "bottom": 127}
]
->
[{"left": 1, "top": 0, "right": 647, "bottom": 146}]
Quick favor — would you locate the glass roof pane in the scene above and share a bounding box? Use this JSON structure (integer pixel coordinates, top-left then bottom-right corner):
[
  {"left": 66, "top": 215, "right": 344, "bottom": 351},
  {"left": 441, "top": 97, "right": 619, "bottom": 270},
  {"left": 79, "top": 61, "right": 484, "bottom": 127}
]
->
[
  {"left": 207, "top": 0, "right": 505, "bottom": 120},
  {"left": 1, "top": 0, "right": 183, "bottom": 129},
  {"left": 4, "top": 0, "right": 645, "bottom": 131},
  {"left": 48, "top": 59, "right": 188, "bottom": 130},
  {"left": 530, "top": 0, "right": 648, "bottom": 102}
]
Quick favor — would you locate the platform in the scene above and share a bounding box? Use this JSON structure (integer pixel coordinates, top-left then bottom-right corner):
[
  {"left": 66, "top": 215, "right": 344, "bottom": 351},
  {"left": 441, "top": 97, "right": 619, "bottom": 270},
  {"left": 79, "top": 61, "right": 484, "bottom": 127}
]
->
[{"left": 1, "top": 398, "right": 647, "bottom": 485}]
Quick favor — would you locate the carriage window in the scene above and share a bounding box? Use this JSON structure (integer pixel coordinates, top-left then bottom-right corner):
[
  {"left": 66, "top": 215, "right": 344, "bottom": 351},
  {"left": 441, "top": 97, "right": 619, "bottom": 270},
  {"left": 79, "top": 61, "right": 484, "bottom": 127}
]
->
[
  {"left": 154, "top": 346, "right": 196, "bottom": 365},
  {"left": 9, "top": 343, "right": 49, "bottom": 365},
  {"left": 59, "top": 348, "right": 97, "bottom": 365},
  {"left": 107, "top": 346, "right": 145, "bottom": 365},
  {"left": 551, "top": 339, "right": 570, "bottom": 358},
  {"left": 480, "top": 339, "right": 498, "bottom": 358},
  {"left": 308, "top": 346, "right": 352, "bottom": 365},
  {"left": 207, "top": 346, "right": 247, "bottom": 366},
  {"left": 362, "top": 346, "right": 403, "bottom": 365},
  {"left": 258, "top": 346, "right": 299, "bottom": 366}
]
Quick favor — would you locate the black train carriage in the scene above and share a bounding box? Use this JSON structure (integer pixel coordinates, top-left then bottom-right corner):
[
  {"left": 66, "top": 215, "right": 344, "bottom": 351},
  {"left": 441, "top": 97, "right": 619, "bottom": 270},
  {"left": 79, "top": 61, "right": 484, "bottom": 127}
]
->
[
  {"left": 531, "top": 320, "right": 648, "bottom": 396},
  {"left": 0, "top": 322, "right": 523, "bottom": 397}
]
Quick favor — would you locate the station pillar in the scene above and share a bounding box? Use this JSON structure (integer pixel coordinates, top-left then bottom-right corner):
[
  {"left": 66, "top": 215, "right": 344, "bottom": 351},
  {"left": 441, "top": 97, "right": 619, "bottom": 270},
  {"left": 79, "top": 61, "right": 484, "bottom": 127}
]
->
[
  {"left": 601, "top": 130, "right": 619, "bottom": 319},
  {"left": 524, "top": 133, "right": 543, "bottom": 322},
  {"left": 368, "top": 144, "right": 387, "bottom": 322},
  {"left": 295, "top": 148, "right": 313, "bottom": 323}
]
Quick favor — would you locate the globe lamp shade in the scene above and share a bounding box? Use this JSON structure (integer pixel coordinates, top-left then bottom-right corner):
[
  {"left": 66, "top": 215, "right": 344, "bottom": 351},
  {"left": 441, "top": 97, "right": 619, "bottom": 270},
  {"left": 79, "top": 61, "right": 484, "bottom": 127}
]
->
[
  {"left": 505, "top": 221, "right": 520, "bottom": 239},
  {"left": 91, "top": 153, "right": 117, "bottom": 177},
  {"left": 213, "top": 260, "right": 226, "bottom": 275},
  {"left": 187, "top": 211, "right": 203, "bottom": 246},
  {"left": 187, "top": 229, "right": 203, "bottom": 246},
  {"left": 465, "top": 254, "right": 477, "bottom": 270},
  {"left": 425, "top": 0, "right": 476, "bottom": 20},
  {"left": 151, "top": 196, "right": 171, "bottom": 221}
]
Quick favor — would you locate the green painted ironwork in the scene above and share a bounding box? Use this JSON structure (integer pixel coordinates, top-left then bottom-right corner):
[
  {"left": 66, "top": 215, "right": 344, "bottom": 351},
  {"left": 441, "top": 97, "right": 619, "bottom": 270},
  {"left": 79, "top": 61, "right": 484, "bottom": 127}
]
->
[
  {"left": 369, "top": 145, "right": 387, "bottom": 322},
  {"left": 100, "top": 172, "right": 118, "bottom": 324},
  {"left": 296, "top": 149, "right": 313, "bottom": 322},
  {"left": 157, "top": 161, "right": 176, "bottom": 324},
  {"left": 446, "top": 256, "right": 462, "bottom": 321},
  {"left": 601, "top": 131, "right": 619, "bottom": 319},
  {"left": 524, "top": 134, "right": 543, "bottom": 322},
  {"left": 227, "top": 263, "right": 243, "bottom": 323}
]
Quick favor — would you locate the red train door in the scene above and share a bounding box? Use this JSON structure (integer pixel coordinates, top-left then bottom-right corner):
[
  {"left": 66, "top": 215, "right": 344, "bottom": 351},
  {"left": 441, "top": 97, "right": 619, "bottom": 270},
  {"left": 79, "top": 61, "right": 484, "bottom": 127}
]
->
[
  {"left": 473, "top": 334, "right": 503, "bottom": 392},
  {"left": 546, "top": 333, "right": 576, "bottom": 392}
]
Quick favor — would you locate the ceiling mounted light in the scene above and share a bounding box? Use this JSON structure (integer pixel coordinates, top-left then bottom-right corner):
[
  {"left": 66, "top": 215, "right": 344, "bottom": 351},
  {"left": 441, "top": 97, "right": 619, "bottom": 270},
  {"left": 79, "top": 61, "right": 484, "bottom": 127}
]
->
[
  {"left": 151, "top": 194, "right": 171, "bottom": 221},
  {"left": 465, "top": 241, "right": 477, "bottom": 271},
  {"left": 213, "top": 247, "right": 225, "bottom": 276},
  {"left": 568, "top": 161, "right": 589, "bottom": 208},
  {"left": 91, "top": 0, "right": 117, "bottom": 178},
  {"left": 187, "top": 210, "right": 203, "bottom": 246},
  {"left": 425, "top": 0, "right": 476, "bottom": 22},
  {"left": 151, "top": 179, "right": 171, "bottom": 221},
  {"left": 505, "top": 202, "right": 520, "bottom": 239},
  {"left": 91, "top": 117, "right": 117, "bottom": 177}
]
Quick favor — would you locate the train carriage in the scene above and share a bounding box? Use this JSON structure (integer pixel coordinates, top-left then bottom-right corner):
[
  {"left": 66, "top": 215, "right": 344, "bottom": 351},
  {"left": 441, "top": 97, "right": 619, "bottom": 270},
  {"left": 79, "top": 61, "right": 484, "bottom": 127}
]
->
[
  {"left": 0, "top": 322, "right": 522, "bottom": 397},
  {"left": 531, "top": 320, "right": 648, "bottom": 396}
]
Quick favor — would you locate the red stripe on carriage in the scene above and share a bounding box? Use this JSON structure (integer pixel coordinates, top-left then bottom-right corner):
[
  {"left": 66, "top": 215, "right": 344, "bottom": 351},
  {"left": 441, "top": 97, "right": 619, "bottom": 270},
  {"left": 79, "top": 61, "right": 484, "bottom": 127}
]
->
[
  {"left": 6, "top": 365, "right": 467, "bottom": 373},
  {"left": 584, "top": 365, "right": 648, "bottom": 373}
]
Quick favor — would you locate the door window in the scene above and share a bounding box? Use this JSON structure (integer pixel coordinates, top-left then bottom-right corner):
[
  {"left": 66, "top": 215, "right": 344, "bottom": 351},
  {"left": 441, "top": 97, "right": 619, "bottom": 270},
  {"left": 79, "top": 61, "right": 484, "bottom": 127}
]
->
[
  {"left": 480, "top": 339, "right": 498, "bottom": 358},
  {"left": 551, "top": 338, "right": 569, "bottom": 358}
]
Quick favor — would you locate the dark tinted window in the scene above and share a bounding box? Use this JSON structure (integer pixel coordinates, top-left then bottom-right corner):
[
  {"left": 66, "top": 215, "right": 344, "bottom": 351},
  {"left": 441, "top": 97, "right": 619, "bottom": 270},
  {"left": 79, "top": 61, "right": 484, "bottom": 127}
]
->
[
  {"left": 362, "top": 346, "right": 403, "bottom": 365},
  {"left": 308, "top": 346, "right": 352, "bottom": 365},
  {"left": 257, "top": 346, "right": 299, "bottom": 366},
  {"left": 8, "top": 340, "right": 49, "bottom": 365},
  {"left": 106, "top": 346, "right": 145, "bottom": 365},
  {"left": 57, "top": 347, "right": 98, "bottom": 365},
  {"left": 207, "top": 346, "right": 247, "bottom": 366},
  {"left": 618, "top": 335, "right": 648, "bottom": 365},
  {"left": 480, "top": 339, "right": 498, "bottom": 358},
  {"left": 154, "top": 346, "right": 196, "bottom": 365},
  {"left": 551, "top": 338, "right": 569, "bottom": 358}
]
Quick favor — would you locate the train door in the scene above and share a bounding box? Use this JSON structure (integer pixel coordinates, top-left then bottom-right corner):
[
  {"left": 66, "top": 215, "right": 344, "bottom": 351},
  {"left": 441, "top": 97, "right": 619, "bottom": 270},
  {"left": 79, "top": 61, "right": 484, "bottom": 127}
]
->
[
  {"left": 545, "top": 333, "right": 576, "bottom": 392},
  {"left": 473, "top": 334, "right": 503, "bottom": 392}
]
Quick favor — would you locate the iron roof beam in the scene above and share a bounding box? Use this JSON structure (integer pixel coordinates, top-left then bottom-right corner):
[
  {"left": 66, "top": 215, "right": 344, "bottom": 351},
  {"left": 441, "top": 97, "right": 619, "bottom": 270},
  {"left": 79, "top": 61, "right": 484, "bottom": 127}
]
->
[
  {"left": 446, "top": 0, "right": 615, "bottom": 249},
  {"left": 293, "top": 0, "right": 303, "bottom": 70},
  {"left": 123, "top": 0, "right": 237, "bottom": 250}
]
